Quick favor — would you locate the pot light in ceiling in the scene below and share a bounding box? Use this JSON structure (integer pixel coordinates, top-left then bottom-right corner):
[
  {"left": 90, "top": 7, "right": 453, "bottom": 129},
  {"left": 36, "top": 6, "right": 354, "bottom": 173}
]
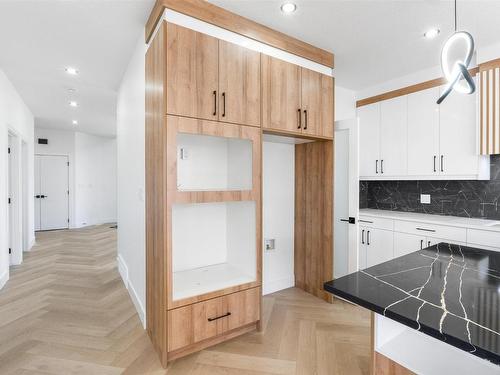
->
[
  {"left": 424, "top": 28, "right": 440, "bottom": 39},
  {"left": 72, "top": 120, "right": 78, "bottom": 125},
  {"left": 281, "top": 2, "right": 297, "bottom": 14},
  {"left": 69, "top": 101, "right": 78, "bottom": 107},
  {"left": 65, "top": 67, "right": 79, "bottom": 75}
]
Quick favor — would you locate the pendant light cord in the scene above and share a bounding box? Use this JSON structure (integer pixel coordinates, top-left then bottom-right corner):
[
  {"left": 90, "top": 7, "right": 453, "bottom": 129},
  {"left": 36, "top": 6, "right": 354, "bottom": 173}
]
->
[{"left": 454, "top": 0, "right": 457, "bottom": 32}]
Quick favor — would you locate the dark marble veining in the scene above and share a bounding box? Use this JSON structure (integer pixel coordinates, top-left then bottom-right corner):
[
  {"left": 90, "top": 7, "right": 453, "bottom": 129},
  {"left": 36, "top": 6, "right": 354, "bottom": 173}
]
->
[
  {"left": 325, "top": 243, "right": 500, "bottom": 365},
  {"left": 360, "top": 155, "right": 500, "bottom": 220}
]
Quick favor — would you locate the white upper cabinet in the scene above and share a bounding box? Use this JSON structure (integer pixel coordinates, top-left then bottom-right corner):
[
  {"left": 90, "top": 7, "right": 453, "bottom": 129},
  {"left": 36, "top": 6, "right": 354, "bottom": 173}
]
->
[
  {"left": 358, "top": 103, "right": 381, "bottom": 177},
  {"left": 407, "top": 87, "right": 440, "bottom": 176},
  {"left": 438, "top": 83, "right": 482, "bottom": 177},
  {"left": 380, "top": 96, "right": 408, "bottom": 176},
  {"left": 358, "top": 81, "right": 489, "bottom": 180}
]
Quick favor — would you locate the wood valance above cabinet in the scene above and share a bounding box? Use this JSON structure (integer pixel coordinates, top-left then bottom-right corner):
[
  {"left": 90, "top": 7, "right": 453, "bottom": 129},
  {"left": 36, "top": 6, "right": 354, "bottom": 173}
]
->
[{"left": 479, "top": 58, "right": 500, "bottom": 155}]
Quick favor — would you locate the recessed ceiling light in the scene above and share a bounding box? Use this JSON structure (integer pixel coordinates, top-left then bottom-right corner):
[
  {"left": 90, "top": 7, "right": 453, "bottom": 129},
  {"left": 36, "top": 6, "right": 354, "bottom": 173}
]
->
[
  {"left": 69, "top": 101, "right": 78, "bottom": 107},
  {"left": 280, "top": 2, "right": 297, "bottom": 14},
  {"left": 72, "top": 120, "right": 78, "bottom": 125},
  {"left": 67, "top": 88, "right": 76, "bottom": 93},
  {"left": 65, "top": 67, "right": 79, "bottom": 75},
  {"left": 424, "top": 28, "right": 440, "bottom": 39}
]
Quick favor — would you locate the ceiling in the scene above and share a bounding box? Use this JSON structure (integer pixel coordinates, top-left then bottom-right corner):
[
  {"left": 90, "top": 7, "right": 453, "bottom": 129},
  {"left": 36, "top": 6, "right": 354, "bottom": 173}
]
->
[
  {"left": 0, "top": 1, "right": 499, "bottom": 136},
  {"left": 0, "top": 0, "right": 154, "bottom": 136},
  {"left": 210, "top": 0, "right": 500, "bottom": 90}
]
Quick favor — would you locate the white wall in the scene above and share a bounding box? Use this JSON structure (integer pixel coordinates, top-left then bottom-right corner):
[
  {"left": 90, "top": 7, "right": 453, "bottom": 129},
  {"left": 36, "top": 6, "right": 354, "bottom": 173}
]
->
[
  {"left": 0, "top": 67, "right": 34, "bottom": 289},
  {"left": 74, "top": 132, "right": 117, "bottom": 227},
  {"left": 262, "top": 142, "right": 295, "bottom": 295},
  {"left": 116, "top": 33, "right": 146, "bottom": 327},
  {"left": 335, "top": 85, "right": 357, "bottom": 121}
]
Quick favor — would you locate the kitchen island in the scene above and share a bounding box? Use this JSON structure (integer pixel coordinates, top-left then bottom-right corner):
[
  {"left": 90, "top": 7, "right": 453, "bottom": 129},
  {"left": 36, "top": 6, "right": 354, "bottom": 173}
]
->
[{"left": 325, "top": 243, "right": 500, "bottom": 374}]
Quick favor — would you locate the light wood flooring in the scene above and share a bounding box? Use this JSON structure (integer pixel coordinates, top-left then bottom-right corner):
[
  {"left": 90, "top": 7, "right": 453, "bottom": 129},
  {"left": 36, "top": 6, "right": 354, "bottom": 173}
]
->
[{"left": 0, "top": 224, "right": 371, "bottom": 374}]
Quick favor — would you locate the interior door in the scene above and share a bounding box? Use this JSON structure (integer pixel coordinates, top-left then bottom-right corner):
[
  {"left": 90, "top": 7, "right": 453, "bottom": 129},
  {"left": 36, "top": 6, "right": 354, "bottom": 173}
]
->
[
  {"left": 358, "top": 103, "right": 380, "bottom": 177},
  {"left": 301, "top": 68, "right": 334, "bottom": 138},
  {"left": 262, "top": 55, "right": 301, "bottom": 133},
  {"left": 37, "top": 155, "right": 69, "bottom": 230},
  {"left": 218, "top": 40, "right": 261, "bottom": 127},
  {"left": 34, "top": 155, "right": 41, "bottom": 231},
  {"left": 166, "top": 22, "right": 219, "bottom": 121},
  {"left": 439, "top": 81, "right": 478, "bottom": 176},
  {"left": 334, "top": 119, "right": 359, "bottom": 277},
  {"left": 407, "top": 87, "right": 440, "bottom": 176},
  {"left": 8, "top": 135, "right": 13, "bottom": 264},
  {"left": 380, "top": 96, "right": 408, "bottom": 176}
]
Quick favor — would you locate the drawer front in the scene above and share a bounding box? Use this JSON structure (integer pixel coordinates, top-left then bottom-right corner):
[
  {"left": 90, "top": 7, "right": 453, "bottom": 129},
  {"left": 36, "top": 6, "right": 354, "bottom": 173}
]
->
[
  {"left": 168, "top": 287, "right": 260, "bottom": 352},
  {"left": 394, "top": 220, "right": 466, "bottom": 242},
  {"left": 359, "top": 216, "right": 394, "bottom": 231},
  {"left": 468, "top": 229, "right": 500, "bottom": 249}
]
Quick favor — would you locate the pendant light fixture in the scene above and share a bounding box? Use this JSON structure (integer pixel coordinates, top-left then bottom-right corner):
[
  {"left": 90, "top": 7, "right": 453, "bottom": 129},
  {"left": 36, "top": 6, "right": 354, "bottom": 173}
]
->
[{"left": 437, "top": 0, "right": 476, "bottom": 104}]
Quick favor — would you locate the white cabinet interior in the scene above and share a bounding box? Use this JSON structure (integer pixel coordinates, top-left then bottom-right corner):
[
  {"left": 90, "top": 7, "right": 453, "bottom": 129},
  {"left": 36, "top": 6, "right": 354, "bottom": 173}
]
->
[{"left": 358, "top": 81, "right": 490, "bottom": 180}]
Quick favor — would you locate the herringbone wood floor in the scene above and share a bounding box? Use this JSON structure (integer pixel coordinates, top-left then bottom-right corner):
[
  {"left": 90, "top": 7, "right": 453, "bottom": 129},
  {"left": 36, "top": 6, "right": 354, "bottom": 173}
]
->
[{"left": 0, "top": 225, "right": 371, "bottom": 375}]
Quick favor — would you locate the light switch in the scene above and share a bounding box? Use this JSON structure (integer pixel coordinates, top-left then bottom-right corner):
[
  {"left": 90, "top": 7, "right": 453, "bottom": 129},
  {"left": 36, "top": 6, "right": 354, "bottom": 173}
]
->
[{"left": 421, "top": 194, "right": 431, "bottom": 204}]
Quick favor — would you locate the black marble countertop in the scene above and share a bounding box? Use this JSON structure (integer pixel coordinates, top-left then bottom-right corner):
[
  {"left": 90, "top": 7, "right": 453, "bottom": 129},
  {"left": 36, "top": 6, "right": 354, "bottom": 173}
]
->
[{"left": 324, "top": 243, "right": 500, "bottom": 365}]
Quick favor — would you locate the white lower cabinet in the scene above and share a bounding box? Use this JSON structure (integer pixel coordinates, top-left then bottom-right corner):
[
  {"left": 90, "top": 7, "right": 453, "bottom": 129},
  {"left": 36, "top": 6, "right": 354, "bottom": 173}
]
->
[
  {"left": 359, "top": 226, "right": 394, "bottom": 269},
  {"left": 393, "top": 232, "right": 426, "bottom": 258}
]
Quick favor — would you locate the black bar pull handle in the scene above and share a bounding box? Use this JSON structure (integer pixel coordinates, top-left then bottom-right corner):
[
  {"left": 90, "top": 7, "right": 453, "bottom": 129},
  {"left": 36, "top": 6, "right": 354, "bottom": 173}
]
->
[
  {"left": 416, "top": 227, "right": 436, "bottom": 233},
  {"left": 441, "top": 155, "right": 444, "bottom": 172},
  {"left": 381, "top": 159, "right": 384, "bottom": 174},
  {"left": 433, "top": 156, "right": 437, "bottom": 173},
  {"left": 420, "top": 239, "right": 423, "bottom": 250},
  {"left": 213, "top": 90, "right": 217, "bottom": 116},
  {"left": 428, "top": 241, "right": 431, "bottom": 247},
  {"left": 376, "top": 160, "right": 379, "bottom": 174},
  {"left": 297, "top": 109, "right": 302, "bottom": 129},
  {"left": 35, "top": 195, "right": 41, "bottom": 199},
  {"left": 222, "top": 92, "right": 226, "bottom": 117},
  {"left": 367, "top": 231, "right": 370, "bottom": 246},
  {"left": 208, "top": 312, "right": 231, "bottom": 322},
  {"left": 361, "top": 230, "right": 365, "bottom": 244},
  {"left": 304, "top": 109, "right": 308, "bottom": 130}
]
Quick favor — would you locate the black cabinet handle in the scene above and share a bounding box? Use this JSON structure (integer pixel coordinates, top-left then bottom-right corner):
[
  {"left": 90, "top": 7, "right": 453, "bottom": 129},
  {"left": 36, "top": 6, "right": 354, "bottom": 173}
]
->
[
  {"left": 441, "top": 155, "right": 444, "bottom": 172},
  {"left": 416, "top": 227, "right": 436, "bottom": 233},
  {"left": 420, "top": 239, "right": 423, "bottom": 249},
  {"left": 361, "top": 230, "right": 365, "bottom": 244},
  {"left": 433, "top": 156, "right": 437, "bottom": 173},
  {"left": 359, "top": 219, "right": 373, "bottom": 224},
  {"left": 41, "top": 195, "right": 47, "bottom": 198},
  {"left": 381, "top": 160, "right": 384, "bottom": 174},
  {"left": 376, "top": 160, "right": 379, "bottom": 174},
  {"left": 297, "top": 109, "right": 302, "bottom": 129},
  {"left": 367, "top": 231, "right": 370, "bottom": 246},
  {"left": 213, "top": 90, "right": 217, "bottom": 116},
  {"left": 35, "top": 195, "right": 41, "bottom": 199},
  {"left": 208, "top": 312, "right": 231, "bottom": 322},
  {"left": 304, "top": 110, "right": 308, "bottom": 130},
  {"left": 428, "top": 241, "right": 431, "bottom": 247},
  {"left": 222, "top": 92, "right": 226, "bottom": 117}
]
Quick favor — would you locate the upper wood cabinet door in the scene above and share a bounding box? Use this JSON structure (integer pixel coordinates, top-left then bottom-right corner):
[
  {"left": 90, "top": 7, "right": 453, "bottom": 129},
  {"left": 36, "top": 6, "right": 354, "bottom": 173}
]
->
[
  {"left": 219, "top": 41, "right": 261, "bottom": 127},
  {"left": 262, "top": 55, "right": 302, "bottom": 133},
  {"left": 166, "top": 23, "right": 219, "bottom": 121},
  {"left": 301, "top": 68, "right": 334, "bottom": 138}
]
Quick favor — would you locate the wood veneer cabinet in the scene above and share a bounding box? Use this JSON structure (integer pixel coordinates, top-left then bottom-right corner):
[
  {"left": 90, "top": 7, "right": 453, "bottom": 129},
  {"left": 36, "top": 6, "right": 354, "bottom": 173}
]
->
[
  {"left": 262, "top": 55, "right": 334, "bottom": 139},
  {"left": 166, "top": 22, "right": 261, "bottom": 127}
]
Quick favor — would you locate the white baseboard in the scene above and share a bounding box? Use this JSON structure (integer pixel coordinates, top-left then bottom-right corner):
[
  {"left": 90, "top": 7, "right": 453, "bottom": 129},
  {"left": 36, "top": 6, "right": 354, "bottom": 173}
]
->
[
  {"left": 0, "top": 270, "right": 9, "bottom": 291},
  {"left": 263, "top": 275, "right": 295, "bottom": 295},
  {"left": 27, "top": 237, "right": 36, "bottom": 251},
  {"left": 116, "top": 254, "right": 146, "bottom": 329},
  {"left": 76, "top": 218, "right": 117, "bottom": 228}
]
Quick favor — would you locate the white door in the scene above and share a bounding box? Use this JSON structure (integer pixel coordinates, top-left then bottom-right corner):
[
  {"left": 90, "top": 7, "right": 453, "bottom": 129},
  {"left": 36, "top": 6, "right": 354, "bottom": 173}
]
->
[
  {"left": 358, "top": 103, "right": 380, "bottom": 177},
  {"left": 8, "top": 135, "right": 13, "bottom": 264},
  {"left": 380, "top": 96, "right": 408, "bottom": 176},
  {"left": 366, "top": 228, "right": 394, "bottom": 268},
  {"left": 394, "top": 232, "right": 426, "bottom": 258},
  {"left": 407, "top": 87, "right": 440, "bottom": 176},
  {"left": 34, "top": 156, "right": 41, "bottom": 231},
  {"left": 334, "top": 119, "right": 359, "bottom": 278},
  {"left": 439, "top": 83, "right": 478, "bottom": 176},
  {"left": 35, "top": 155, "right": 69, "bottom": 231}
]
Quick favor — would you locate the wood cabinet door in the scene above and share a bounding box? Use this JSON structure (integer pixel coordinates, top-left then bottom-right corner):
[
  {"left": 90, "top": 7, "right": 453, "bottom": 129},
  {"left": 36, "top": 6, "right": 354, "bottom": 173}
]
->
[
  {"left": 166, "top": 22, "right": 219, "bottom": 121},
  {"left": 219, "top": 40, "right": 261, "bottom": 127},
  {"left": 301, "top": 68, "right": 334, "bottom": 138},
  {"left": 262, "top": 55, "right": 302, "bottom": 133}
]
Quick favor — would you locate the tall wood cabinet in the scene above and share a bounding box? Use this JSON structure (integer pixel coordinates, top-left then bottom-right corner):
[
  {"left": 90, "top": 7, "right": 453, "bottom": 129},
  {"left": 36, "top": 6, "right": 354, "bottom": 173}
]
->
[{"left": 146, "top": 5, "right": 334, "bottom": 367}]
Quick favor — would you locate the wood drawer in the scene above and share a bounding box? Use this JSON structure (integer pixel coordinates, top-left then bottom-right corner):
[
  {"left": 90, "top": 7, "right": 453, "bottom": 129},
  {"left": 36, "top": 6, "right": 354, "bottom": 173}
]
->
[
  {"left": 467, "top": 229, "right": 500, "bottom": 250},
  {"left": 394, "top": 220, "right": 466, "bottom": 242},
  {"left": 168, "top": 287, "right": 260, "bottom": 352},
  {"left": 359, "top": 216, "right": 394, "bottom": 231}
]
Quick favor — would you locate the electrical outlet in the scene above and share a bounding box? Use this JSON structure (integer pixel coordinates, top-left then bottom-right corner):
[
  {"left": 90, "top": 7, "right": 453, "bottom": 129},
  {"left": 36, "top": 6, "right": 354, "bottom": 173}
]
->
[
  {"left": 421, "top": 194, "right": 431, "bottom": 204},
  {"left": 264, "top": 239, "right": 275, "bottom": 251}
]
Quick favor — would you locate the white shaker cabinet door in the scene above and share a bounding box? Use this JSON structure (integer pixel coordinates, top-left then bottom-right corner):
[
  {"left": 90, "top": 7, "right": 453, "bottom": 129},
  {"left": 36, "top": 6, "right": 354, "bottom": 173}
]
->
[
  {"left": 359, "top": 227, "right": 368, "bottom": 270},
  {"left": 366, "top": 228, "right": 394, "bottom": 268},
  {"left": 407, "top": 87, "right": 440, "bottom": 176},
  {"left": 358, "top": 103, "right": 380, "bottom": 177},
  {"left": 439, "top": 83, "right": 479, "bottom": 177},
  {"left": 394, "top": 232, "right": 426, "bottom": 258},
  {"left": 380, "top": 96, "right": 408, "bottom": 176}
]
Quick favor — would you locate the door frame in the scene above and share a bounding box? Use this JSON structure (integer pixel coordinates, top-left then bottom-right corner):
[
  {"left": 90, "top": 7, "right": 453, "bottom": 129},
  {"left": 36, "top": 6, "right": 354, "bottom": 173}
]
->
[
  {"left": 334, "top": 118, "right": 359, "bottom": 275},
  {"left": 7, "top": 129, "right": 23, "bottom": 266},
  {"left": 35, "top": 153, "right": 70, "bottom": 231}
]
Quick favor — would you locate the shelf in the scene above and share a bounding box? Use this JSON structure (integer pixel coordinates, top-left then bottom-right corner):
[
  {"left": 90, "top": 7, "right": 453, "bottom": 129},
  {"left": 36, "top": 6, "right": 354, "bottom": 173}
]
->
[{"left": 172, "top": 263, "right": 256, "bottom": 301}]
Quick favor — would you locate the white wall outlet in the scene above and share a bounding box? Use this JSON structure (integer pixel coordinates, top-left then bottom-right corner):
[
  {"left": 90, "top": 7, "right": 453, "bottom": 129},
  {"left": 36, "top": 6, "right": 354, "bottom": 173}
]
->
[
  {"left": 264, "top": 239, "right": 275, "bottom": 251},
  {"left": 420, "top": 194, "right": 431, "bottom": 204}
]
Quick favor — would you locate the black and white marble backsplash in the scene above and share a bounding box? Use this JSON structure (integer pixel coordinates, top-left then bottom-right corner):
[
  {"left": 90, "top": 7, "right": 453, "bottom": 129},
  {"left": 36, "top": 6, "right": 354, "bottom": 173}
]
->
[{"left": 360, "top": 155, "right": 500, "bottom": 220}]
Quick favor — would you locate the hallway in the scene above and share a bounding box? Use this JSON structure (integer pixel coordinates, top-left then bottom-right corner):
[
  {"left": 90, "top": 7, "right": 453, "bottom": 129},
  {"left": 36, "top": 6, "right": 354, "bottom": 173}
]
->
[{"left": 0, "top": 226, "right": 371, "bottom": 375}]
